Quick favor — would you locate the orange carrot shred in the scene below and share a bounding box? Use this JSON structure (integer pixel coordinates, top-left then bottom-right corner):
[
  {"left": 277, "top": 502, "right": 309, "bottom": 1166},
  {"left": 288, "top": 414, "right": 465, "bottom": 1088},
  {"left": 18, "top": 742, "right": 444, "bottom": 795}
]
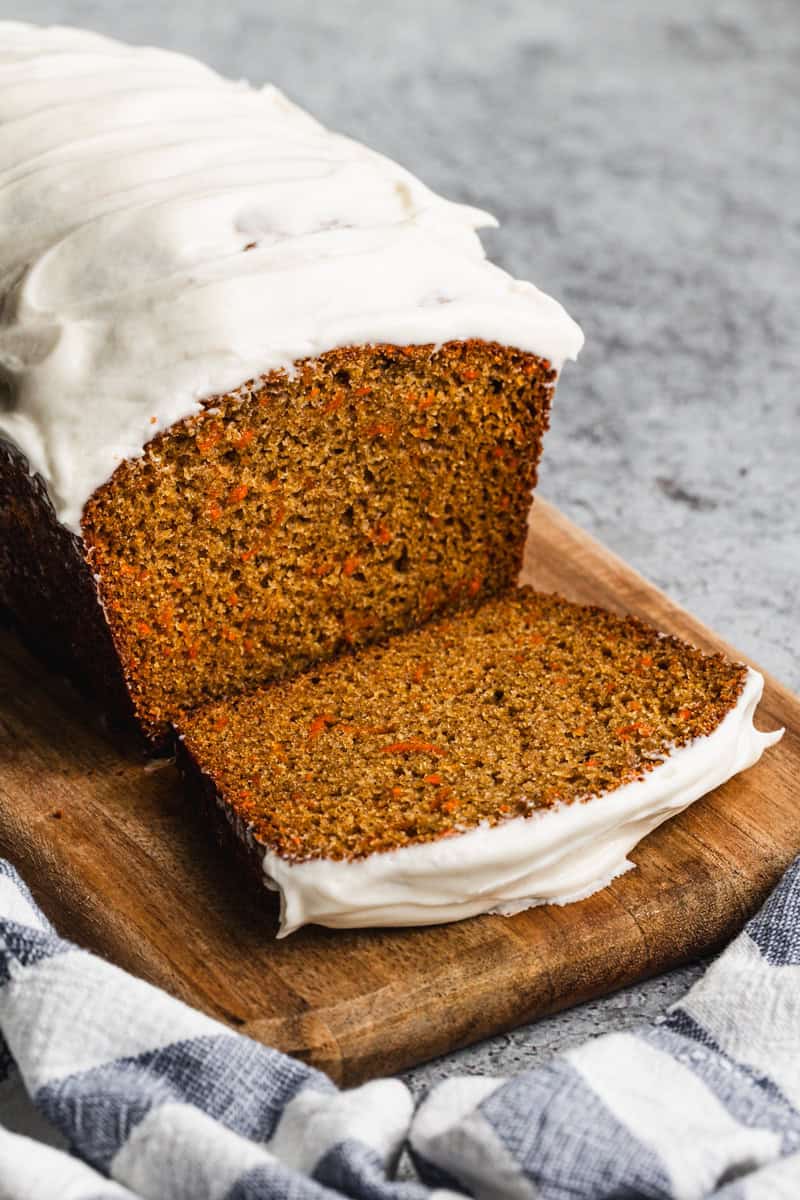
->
[
  {"left": 156, "top": 604, "right": 173, "bottom": 629},
  {"left": 323, "top": 390, "right": 344, "bottom": 415},
  {"left": 234, "top": 429, "right": 255, "bottom": 450},
  {"left": 381, "top": 739, "right": 446, "bottom": 757},
  {"left": 370, "top": 523, "right": 393, "bottom": 546},
  {"left": 196, "top": 427, "right": 222, "bottom": 455},
  {"left": 616, "top": 721, "right": 653, "bottom": 739},
  {"left": 308, "top": 714, "right": 336, "bottom": 740}
]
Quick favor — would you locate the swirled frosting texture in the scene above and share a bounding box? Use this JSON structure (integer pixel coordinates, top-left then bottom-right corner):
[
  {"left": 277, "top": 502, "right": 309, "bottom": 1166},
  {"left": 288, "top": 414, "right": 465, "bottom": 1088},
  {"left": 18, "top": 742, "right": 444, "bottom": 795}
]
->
[{"left": 0, "top": 22, "right": 583, "bottom": 532}]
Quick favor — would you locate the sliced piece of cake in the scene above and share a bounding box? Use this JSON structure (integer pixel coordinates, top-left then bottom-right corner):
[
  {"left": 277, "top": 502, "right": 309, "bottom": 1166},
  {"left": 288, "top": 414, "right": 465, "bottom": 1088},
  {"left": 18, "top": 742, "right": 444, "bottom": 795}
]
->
[
  {"left": 0, "top": 23, "right": 582, "bottom": 747},
  {"left": 175, "top": 589, "right": 782, "bottom": 934}
]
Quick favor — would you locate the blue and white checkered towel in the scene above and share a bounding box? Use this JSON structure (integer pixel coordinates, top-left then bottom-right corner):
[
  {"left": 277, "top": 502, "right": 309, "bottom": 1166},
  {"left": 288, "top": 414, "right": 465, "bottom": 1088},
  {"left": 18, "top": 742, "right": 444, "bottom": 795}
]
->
[{"left": 0, "top": 857, "right": 798, "bottom": 1200}]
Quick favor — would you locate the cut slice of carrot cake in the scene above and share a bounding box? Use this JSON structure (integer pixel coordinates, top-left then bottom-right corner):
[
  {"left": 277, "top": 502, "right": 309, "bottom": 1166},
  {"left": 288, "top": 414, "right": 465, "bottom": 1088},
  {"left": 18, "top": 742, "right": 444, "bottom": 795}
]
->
[{"left": 176, "top": 588, "right": 782, "bottom": 934}]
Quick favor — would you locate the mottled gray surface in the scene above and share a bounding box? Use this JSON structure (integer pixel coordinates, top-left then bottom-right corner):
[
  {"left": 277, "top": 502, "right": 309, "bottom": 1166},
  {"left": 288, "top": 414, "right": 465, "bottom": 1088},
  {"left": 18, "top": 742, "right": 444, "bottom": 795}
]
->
[{"left": 7, "top": 0, "right": 798, "bottom": 1087}]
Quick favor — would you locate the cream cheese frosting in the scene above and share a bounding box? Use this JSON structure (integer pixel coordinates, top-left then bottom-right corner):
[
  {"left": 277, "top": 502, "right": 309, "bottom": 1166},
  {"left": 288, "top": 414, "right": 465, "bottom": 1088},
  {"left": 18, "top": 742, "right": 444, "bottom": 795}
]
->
[
  {"left": 0, "top": 22, "right": 583, "bottom": 533},
  {"left": 263, "top": 667, "right": 783, "bottom": 935}
]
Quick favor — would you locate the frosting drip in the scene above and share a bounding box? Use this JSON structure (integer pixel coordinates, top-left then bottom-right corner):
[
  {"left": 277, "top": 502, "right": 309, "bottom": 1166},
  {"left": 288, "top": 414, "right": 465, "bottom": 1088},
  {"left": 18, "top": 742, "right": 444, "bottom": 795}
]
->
[
  {"left": 263, "top": 668, "right": 783, "bottom": 935},
  {"left": 0, "top": 22, "right": 583, "bottom": 532}
]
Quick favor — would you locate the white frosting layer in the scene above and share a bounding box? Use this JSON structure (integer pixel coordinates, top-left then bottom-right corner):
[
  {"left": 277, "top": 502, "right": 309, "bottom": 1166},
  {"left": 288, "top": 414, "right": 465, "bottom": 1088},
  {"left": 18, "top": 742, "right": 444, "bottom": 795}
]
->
[
  {"left": 0, "top": 23, "right": 583, "bottom": 533},
  {"left": 263, "top": 668, "right": 783, "bottom": 935}
]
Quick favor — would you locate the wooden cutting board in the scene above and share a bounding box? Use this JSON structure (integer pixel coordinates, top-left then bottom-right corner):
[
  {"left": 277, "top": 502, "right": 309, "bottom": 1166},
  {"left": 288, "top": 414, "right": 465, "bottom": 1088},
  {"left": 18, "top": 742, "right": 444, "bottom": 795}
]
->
[{"left": 1, "top": 499, "right": 798, "bottom": 1086}]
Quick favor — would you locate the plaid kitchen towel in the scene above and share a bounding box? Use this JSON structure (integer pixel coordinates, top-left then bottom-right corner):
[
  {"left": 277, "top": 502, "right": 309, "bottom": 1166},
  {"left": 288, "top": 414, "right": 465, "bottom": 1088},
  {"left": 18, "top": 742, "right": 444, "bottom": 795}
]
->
[{"left": 0, "top": 857, "right": 798, "bottom": 1199}]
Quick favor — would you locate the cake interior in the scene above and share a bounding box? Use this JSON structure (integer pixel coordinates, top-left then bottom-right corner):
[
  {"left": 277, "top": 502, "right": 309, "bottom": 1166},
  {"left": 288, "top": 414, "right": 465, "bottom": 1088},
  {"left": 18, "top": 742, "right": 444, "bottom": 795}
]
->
[
  {"left": 81, "top": 341, "right": 554, "bottom": 744},
  {"left": 177, "top": 588, "right": 747, "bottom": 864}
]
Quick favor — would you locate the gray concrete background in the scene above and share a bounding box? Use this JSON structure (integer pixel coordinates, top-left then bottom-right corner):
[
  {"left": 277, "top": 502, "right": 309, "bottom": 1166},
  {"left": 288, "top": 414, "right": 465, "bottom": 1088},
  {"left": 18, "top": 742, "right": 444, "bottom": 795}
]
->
[{"left": 7, "top": 1, "right": 798, "bottom": 1089}]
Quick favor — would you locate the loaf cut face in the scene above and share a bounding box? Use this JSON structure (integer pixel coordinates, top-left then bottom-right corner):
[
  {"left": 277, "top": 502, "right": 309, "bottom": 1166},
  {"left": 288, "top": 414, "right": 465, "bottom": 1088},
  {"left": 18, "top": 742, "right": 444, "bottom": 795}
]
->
[{"left": 2, "top": 341, "right": 553, "bottom": 745}]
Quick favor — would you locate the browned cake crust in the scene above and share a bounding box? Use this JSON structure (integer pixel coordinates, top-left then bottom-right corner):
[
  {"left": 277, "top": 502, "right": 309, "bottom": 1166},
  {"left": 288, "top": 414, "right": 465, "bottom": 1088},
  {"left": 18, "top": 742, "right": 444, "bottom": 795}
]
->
[
  {"left": 0, "top": 437, "right": 139, "bottom": 735},
  {"left": 1, "top": 341, "right": 554, "bottom": 747},
  {"left": 176, "top": 588, "right": 747, "bottom": 874}
]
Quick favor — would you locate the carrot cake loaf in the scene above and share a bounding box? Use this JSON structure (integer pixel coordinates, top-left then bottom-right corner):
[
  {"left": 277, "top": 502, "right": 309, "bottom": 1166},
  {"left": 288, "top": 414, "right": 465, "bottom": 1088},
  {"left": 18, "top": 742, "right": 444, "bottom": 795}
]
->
[
  {"left": 0, "top": 23, "right": 582, "bottom": 747},
  {"left": 176, "top": 590, "right": 783, "bottom": 934}
]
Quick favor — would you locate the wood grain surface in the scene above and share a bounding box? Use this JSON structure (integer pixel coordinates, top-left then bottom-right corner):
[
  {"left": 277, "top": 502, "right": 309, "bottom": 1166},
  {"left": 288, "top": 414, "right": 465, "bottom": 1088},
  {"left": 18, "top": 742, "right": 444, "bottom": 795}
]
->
[{"left": 0, "top": 499, "right": 797, "bottom": 1086}]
